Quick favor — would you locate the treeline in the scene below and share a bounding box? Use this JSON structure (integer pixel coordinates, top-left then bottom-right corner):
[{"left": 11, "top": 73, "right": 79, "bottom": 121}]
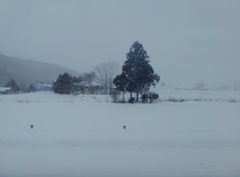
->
[
  {"left": 53, "top": 61, "right": 119, "bottom": 95},
  {"left": 2, "top": 41, "right": 161, "bottom": 103},
  {"left": 53, "top": 72, "right": 101, "bottom": 95},
  {"left": 1, "top": 79, "right": 36, "bottom": 94},
  {"left": 53, "top": 41, "right": 160, "bottom": 103}
]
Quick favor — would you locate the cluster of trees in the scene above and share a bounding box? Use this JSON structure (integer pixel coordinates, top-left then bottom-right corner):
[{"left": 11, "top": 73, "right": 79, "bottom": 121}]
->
[
  {"left": 3, "top": 79, "right": 36, "bottom": 93},
  {"left": 53, "top": 62, "right": 119, "bottom": 95},
  {"left": 53, "top": 41, "right": 160, "bottom": 103},
  {"left": 53, "top": 73, "right": 96, "bottom": 95},
  {"left": 53, "top": 73, "right": 74, "bottom": 94},
  {"left": 113, "top": 41, "right": 160, "bottom": 103},
  {"left": 52, "top": 72, "right": 99, "bottom": 95}
]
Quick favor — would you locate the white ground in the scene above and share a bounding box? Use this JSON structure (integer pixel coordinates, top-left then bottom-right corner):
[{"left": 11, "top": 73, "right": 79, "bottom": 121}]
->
[{"left": 0, "top": 91, "right": 240, "bottom": 177}]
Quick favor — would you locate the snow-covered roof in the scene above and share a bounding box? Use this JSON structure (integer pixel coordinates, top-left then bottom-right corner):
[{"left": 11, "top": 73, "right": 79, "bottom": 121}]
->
[
  {"left": 0, "top": 87, "right": 11, "bottom": 91},
  {"left": 35, "top": 84, "right": 52, "bottom": 87},
  {"left": 73, "top": 81, "right": 102, "bottom": 87}
]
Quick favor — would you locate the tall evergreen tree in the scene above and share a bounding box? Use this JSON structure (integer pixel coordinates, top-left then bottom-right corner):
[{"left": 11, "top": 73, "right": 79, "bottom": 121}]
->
[{"left": 114, "top": 41, "right": 160, "bottom": 102}]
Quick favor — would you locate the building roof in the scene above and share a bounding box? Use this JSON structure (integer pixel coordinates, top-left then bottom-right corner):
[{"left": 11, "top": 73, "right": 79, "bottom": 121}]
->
[{"left": 0, "top": 87, "right": 11, "bottom": 91}]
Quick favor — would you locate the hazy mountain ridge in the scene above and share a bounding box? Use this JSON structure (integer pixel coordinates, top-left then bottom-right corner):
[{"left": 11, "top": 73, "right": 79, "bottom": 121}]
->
[{"left": 0, "top": 53, "right": 80, "bottom": 86}]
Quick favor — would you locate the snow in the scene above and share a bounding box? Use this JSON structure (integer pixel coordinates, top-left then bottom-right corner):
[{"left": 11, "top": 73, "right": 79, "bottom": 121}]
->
[
  {"left": 0, "top": 87, "right": 11, "bottom": 92},
  {"left": 158, "top": 90, "right": 240, "bottom": 102},
  {"left": 0, "top": 91, "right": 240, "bottom": 177},
  {"left": 0, "top": 92, "right": 111, "bottom": 103}
]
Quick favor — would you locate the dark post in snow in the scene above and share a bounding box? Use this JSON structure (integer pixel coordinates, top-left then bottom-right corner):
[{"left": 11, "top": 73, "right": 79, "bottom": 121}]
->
[
  {"left": 123, "top": 125, "right": 126, "bottom": 129},
  {"left": 31, "top": 125, "right": 34, "bottom": 129}
]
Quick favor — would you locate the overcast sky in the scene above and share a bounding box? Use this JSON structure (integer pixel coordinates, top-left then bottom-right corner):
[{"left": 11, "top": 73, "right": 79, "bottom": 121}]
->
[{"left": 0, "top": 0, "right": 240, "bottom": 88}]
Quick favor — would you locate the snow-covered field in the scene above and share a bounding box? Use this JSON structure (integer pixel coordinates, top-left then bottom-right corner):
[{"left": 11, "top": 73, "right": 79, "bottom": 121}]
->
[
  {"left": 0, "top": 90, "right": 240, "bottom": 103},
  {"left": 1, "top": 91, "right": 240, "bottom": 177}
]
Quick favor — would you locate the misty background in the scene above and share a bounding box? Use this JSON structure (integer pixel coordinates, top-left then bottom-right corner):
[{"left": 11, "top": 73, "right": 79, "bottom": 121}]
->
[{"left": 0, "top": 0, "right": 239, "bottom": 89}]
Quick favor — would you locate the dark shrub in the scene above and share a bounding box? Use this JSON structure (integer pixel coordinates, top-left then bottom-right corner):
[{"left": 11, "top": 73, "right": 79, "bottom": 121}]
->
[{"left": 128, "top": 97, "right": 135, "bottom": 103}]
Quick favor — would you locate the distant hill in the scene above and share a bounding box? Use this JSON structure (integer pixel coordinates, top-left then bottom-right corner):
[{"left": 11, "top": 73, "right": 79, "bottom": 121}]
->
[{"left": 0, "top": 53, "right": 80, "bottom": 86}]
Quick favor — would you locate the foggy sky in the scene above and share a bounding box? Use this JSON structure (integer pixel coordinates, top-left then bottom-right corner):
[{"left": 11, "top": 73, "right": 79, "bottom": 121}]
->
[{"left": 0, "top": 0, "right": 240, "bottom": 88}]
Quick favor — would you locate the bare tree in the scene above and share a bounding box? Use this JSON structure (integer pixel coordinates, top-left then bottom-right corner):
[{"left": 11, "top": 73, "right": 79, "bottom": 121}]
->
[
  {"left": 82, "top": 72, "right": 96, "bottom": 94},
  {"left": 93, "top": 62, "right": 119, "bottom": 94}
]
